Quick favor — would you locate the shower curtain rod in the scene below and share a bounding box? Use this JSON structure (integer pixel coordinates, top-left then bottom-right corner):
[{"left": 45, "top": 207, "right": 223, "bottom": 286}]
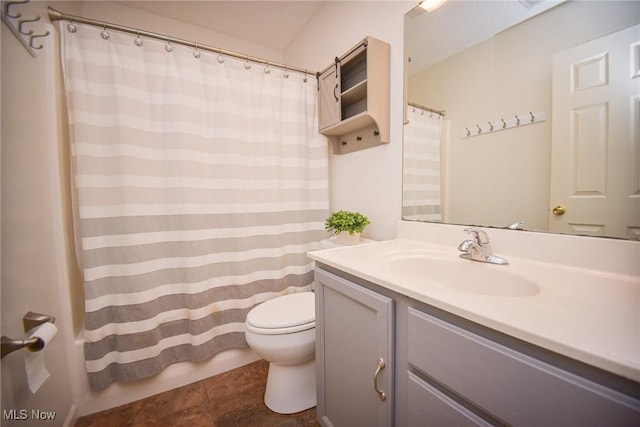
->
[
  {"left": 408, "top": 101, "right": 445, "bottom": 116},
  {"left": 47, "top": 7, "right": 316, "bottom": 77}
]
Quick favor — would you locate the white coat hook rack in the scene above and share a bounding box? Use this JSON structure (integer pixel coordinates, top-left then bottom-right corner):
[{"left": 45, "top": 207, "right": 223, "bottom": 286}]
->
[
  {"left": 462, "top": 111, "right": 545, "bottom": 139},
  {"left": 1, "top": 0, "right": 50, "bottom": 57}
]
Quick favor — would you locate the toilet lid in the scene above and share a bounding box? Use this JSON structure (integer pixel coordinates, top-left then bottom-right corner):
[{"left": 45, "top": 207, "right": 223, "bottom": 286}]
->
[{"left": 246, "top": 292, "right": 315, "bottom": 330}]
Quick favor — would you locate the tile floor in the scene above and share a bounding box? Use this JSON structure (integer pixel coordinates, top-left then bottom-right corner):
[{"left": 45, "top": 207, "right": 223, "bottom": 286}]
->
[{"left": 74, "top": 360, "right": 321, "bottom": 427}]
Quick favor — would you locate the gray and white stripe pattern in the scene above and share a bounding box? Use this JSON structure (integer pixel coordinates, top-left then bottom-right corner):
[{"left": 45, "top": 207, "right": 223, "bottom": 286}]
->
[
  {"left": 60, "top": 23, "right": 329, "bottom": 391},
  {"left": 403, "top": 106, "right": 443, "bottom": 222}
]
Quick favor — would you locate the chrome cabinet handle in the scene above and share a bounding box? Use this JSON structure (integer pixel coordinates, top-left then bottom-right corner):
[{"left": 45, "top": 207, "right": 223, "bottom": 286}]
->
[{"left": 373, "top": 358, "right": 386, "bottom": 401}]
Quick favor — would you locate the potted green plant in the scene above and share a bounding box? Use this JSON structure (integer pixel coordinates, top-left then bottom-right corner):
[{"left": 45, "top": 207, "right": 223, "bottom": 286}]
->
[{"left": 324, "top": 210, "right": 370, "bottom": 245}]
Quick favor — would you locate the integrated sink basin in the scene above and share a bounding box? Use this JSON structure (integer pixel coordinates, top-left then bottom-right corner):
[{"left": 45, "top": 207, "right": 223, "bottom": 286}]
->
[{"left": 379, "top": 251, "right": 540, "bottom": 297}]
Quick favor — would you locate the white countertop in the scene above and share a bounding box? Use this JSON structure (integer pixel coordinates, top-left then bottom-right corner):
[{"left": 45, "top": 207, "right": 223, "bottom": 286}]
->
[{"left": 308, "top": 237, "right": 640, "bottom": 383}]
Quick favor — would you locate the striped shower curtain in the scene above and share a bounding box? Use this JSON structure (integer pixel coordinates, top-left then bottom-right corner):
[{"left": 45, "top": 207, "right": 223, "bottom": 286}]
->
[
  {"left": 403, "top": 106, "right": 443, "bottom": 221},
  {"left": 60, "top": 22, "right": 329, "bottom": 391}
]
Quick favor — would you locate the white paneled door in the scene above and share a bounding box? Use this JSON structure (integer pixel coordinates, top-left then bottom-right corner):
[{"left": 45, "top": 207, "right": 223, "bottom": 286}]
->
[{"left": 550, "top": 24, "right": 640, "bottom": 239}]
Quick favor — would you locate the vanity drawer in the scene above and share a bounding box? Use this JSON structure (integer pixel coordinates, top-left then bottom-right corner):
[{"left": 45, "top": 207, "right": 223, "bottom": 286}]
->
[
  {"left": 408, "top": 371, "right": 492, "bottom": 427},
  {"left": 407, "top": 307, "right": 640, "bottom": 426}
]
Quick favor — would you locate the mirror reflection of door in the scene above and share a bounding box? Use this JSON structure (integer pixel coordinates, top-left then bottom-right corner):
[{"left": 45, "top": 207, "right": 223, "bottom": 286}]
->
[{"left": 550, "top": 24, "right": 640, "bottom": 239}]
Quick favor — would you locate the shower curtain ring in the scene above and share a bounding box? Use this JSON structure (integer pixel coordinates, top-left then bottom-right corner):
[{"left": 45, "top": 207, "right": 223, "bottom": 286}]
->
[
  {"left": 264, "top": 61, "right": 271, "bottom": 74},
  {"left": 283, "top": 65, "right": 289, "bottom": 79},
  {"left": 217, "top": 48, "right": 225, "bottom": 63},
  {"left": 67, "top": 18, "right": 77, "bottom": 33},
  {"left": 100, "top": 25, "right": 110, "bottom": 40},
  {"left": 193, "top": 42, "right": 201, "bottom": 59},
  {"left": 165, "top": 39, "right": 173, "bottom": 52},
  {"left": 303, "top": 69, "right": 308, "bottom": 82},
  {"left": 134, "top": 31, "right": 143, "bottom": 46}
]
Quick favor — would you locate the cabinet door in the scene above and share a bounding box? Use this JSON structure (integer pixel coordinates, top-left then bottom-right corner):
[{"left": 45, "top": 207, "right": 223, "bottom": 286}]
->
[
  {"left": 407, "top": 372, "right": 493, "bottom": 427},
  {"left": 315, "top": 269, "right": 393, "bottom": 427},
  {"left": 317, "top": 65, "right": 341, "bottom": 130}
]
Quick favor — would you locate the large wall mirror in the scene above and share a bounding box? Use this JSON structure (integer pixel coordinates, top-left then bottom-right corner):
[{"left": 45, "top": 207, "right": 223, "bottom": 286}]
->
[{"left": 403, "top": 0, "right": 640, "bottom": 240}]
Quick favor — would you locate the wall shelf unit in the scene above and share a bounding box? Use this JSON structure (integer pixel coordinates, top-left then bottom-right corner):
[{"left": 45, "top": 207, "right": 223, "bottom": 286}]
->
[{"left": 318, "top": 36, "right": 390, "bottom": 154}]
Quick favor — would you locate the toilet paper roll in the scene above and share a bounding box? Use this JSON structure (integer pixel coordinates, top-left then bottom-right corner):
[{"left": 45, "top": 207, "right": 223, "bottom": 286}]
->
[{"left": 24, "top": 322, "right": 58, "bottom": 394}]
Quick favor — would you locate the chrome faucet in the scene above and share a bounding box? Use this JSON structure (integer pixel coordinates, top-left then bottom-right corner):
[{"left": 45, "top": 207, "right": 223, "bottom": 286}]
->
[
  {"left": 457, "top": 228, "right": 508, "bottom": 265},
  {"left": 506, "top": 221, "right": 525, "bottom": 230}
]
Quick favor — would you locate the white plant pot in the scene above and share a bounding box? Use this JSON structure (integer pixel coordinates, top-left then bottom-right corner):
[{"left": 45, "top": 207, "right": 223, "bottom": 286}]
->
[{"left": 335, "top": 232, "right": 361, "bottom": 245}]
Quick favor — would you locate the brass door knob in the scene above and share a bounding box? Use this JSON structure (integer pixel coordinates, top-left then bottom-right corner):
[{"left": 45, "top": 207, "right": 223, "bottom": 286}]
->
[{"left": 552, "top": 205, "right": 566, "bottom": 216}]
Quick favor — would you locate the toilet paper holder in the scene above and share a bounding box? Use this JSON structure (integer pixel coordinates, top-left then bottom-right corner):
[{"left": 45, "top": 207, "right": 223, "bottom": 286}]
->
[{"left": 1, "top": 311, "right": 56, "bottom": 358}]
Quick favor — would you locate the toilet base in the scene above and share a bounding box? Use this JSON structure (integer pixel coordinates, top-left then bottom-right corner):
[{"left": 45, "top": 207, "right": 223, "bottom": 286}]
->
[{"left": 264, "top": 359, "right": 316, "bottom": 414}]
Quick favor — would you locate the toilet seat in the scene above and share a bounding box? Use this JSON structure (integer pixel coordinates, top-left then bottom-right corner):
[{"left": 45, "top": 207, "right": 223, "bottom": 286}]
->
[{"left": 246, "top": 292, "right": 315, "bottom": 335}]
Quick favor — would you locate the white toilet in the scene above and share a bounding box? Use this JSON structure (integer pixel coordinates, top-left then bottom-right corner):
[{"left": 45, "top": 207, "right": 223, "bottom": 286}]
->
[{"left": 245, "top": 291, "right": 316, "bottom": 414}]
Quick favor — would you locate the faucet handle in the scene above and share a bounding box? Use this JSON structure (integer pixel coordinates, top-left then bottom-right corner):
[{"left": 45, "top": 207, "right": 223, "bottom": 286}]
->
[
  {"left": 463, "top": 227, "right": 490, "bottom": 244},
  {"left": 507, "top": 221, "right": 525, "bottom": 230}
]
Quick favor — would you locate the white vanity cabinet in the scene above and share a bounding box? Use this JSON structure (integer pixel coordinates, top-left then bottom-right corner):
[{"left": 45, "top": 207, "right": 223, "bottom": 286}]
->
[
  {"left": 406, "top": 306, "right": 640, "bottom": 427},
  {"left": 314, "top": 268, "right": 394, "bottom": 427},
  {"left": 314, "top": 265, "right": 640, "bottom": 427}
]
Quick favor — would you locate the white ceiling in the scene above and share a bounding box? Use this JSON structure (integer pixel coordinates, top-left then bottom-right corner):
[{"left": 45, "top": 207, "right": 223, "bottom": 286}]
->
[
  {"left": 114, "top": 0, "right": 563, "bottom": 73},
  {"left": 405, "top": 0, "right": 565, "bottom": 75},
  {"left": 117, "top": 1, "right": 326, "bottom": 50}
]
